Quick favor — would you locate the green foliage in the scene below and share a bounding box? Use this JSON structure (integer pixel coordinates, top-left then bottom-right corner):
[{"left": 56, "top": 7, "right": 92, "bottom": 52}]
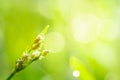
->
[
  {"left": 7, "top": 26, "right": 50, "bottom": 80},
  {"left": 70, "top": 57, "right": 95, "bottom": 80},
  {"left": 0, "top": 0, "right": 119, "bottom": 80}
]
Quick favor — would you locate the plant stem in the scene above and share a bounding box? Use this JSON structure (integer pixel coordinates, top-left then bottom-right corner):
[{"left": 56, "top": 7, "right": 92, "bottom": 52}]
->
[{"left": 7, "top": 70, "right": 17, "bottom": 80}]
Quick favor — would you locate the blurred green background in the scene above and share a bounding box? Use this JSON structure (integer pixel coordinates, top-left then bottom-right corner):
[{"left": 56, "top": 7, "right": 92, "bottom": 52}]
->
[{"left": 0, "top": 0, "right": 120, "bottom": 80}]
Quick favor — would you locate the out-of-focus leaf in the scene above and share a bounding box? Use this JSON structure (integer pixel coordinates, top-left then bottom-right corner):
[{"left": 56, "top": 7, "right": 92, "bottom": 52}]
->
[{"left": 70, "top": 56, "right": 96, "bottom": 80}]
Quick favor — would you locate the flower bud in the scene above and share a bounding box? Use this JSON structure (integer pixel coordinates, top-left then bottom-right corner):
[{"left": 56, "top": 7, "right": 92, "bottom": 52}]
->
[
  {"left": 33, "top": 34, "right": 44, "bottom": 44},
  {"left": 41, "top": 50, "right": 49, "bottom": 56},
  {"left": 31, "top": 42, "right": 41, "bottom": 50},
  {"left": 31, "top": 50, "right": 40, "bottom": 58}
]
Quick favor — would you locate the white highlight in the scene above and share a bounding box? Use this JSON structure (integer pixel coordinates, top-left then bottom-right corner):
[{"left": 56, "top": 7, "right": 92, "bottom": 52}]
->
[
  {"left": 72, "top": 14, "right": 100, "bottom": 43},
  {"left": 73, "top": 70, "right": 80, "bottom": 77},
  {"left": 45, "top": 32, "right": 65, "bottom": 53},
  {"left": 39, "top": 56, "right": 45, "bottom": 60},
  {"left": 32, "top": 50, "right": 40, "bottom": 57}
]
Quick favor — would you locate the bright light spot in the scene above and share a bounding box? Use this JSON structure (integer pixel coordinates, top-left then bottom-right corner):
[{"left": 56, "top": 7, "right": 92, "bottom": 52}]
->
[
  {"left": 98, "top": 20, "right": 119, "bottom": 41},
  {"left": 72, "top": 14, "right": 100, "bottom": 43},
  {"left": 73, "top": 70, "right": 80, "bottom": 77},
  {"left": 33, "top": 50, "right": 40, "bottom": 55},
  {"left": 45, "top": 32, "right": 65, "bottom": 53},
  {"left": 93, "top": 42, "right": 118, "bottom": 69}
]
